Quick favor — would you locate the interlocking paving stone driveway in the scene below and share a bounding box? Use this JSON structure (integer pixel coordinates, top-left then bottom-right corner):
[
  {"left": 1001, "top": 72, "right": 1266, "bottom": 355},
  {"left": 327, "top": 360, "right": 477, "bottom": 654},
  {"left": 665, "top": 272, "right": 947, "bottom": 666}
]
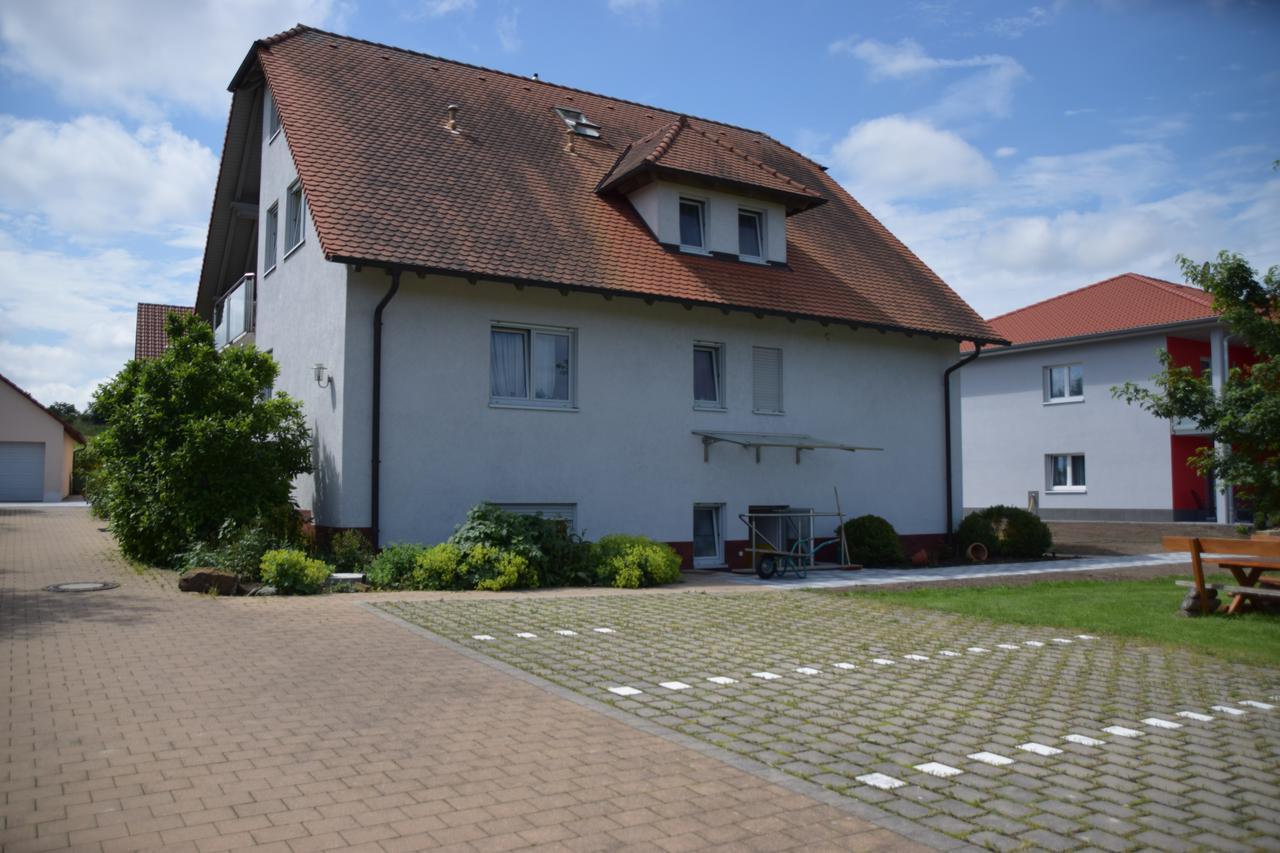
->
[
  {"left": 382, "top": 593, "right": 1280, "bottom": 851},
  {"left": 1, "top": 507, "right": 917, "bottom": 852}
]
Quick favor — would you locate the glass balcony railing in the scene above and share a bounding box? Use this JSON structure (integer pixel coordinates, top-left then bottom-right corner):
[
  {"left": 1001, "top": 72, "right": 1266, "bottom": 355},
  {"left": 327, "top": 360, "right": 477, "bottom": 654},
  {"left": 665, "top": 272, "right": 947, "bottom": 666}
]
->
[
  {"left": 1171, "top": 416, "right": 1209, "bottom": 435},
  {"left": 213, "top": 274, "right": 255, "bottom": 349}
]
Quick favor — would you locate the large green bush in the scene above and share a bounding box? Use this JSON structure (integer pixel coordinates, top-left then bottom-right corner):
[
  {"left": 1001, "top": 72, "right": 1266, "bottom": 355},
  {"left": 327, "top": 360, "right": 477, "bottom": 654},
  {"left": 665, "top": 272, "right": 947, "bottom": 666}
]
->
[
  {"left": 260, "top": 549, "right": 331, "bottom": 594},
  {"left": 178, "top": 518, "right": 290, "bottom": 581},
  {"left": 87, "top": 314, "right": 312, "bottom": 566},
  {"left": 366, "top": 543, "right": 427, "bottom": 590},
  {"left": 449, "top": 503, "right": 593, "bottom": 586},
  {"left": 594, "top": 534, "right": 683, "bottom": 589},
  {"left": 957, "top": 505, "right": 1053, "bottom": 559},
  {"left": 839, "top": 515, "right": 905, "bottom": 567},
  {"left": 409, "top": 542, "right": 539, "bottom": 591}
]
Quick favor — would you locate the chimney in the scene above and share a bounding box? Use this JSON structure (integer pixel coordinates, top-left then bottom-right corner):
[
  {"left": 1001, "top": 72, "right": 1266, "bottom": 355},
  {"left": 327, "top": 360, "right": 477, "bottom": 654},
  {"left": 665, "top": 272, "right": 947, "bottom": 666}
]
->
[{"left": 446, "top": 104, "right": 460, "bottom": 132}]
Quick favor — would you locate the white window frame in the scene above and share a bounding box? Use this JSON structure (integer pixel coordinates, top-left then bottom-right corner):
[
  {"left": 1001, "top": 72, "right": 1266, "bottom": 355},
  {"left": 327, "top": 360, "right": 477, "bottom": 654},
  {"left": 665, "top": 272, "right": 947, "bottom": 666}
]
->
[
  {"left": 737, "top": 207, "right": 765, "bottom": 262},
  {"left": 752, "top": 345, "right": 784, "bottom": 415},
  {"left": 693, "top": 342, "right": 725, "bottom": 411},
  {"left": 1046, "top": 453, "right": 1087, "bottom": 492},
  {"left": 1043, "top": 363, "right": 1084, "bottom": 403},
  {"left": 692, "top": 503, "right": 725, "bottom": 568},
  {"left": 678, "top": 197, "right": 708, "bottom": 253},
  {"left": 263, "top": 202, "right": 279, "bottom": 275},
  {"left": 284, "top": 180, "right": 306, "bottom": 257},
  {"left": 489, "top": 322, "right": 578, "bottom": 410},
  {"left": 267, "top": 91, "right": 282, "bottom": 142}
]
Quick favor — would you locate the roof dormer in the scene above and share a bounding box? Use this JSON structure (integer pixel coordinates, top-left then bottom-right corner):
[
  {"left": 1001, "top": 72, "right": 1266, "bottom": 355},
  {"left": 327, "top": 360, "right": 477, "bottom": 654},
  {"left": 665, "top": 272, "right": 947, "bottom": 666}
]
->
[{"left": 596, "top": 116, "right": 823, "bottom": 265}]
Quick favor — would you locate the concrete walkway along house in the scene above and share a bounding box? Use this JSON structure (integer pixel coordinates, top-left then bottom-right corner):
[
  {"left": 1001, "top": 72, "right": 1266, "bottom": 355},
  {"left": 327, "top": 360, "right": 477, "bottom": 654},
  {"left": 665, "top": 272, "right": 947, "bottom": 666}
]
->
[
  {"left": 961, "top": 273, "right": 1258, "bottom": 524},
  {"left": 196, "top": 26, "right": 1003, "bottom": 566}
]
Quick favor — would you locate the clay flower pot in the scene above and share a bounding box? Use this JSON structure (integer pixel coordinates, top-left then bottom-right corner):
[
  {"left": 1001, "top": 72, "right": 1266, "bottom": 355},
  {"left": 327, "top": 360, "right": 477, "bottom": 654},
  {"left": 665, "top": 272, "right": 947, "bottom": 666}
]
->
[{"left": 965, "top": 542, "right": 989, "bottom": 563}]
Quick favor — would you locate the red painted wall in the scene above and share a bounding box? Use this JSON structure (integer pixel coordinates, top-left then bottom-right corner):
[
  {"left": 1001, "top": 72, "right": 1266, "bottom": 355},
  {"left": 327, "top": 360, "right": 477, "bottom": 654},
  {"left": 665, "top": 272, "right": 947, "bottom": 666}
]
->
[
  {"left": 1166, "top": 335, "right": 1209, "bottom": 373},
  {"left": 1170, "top": 435, "right": 1212, "bottom": 512}
]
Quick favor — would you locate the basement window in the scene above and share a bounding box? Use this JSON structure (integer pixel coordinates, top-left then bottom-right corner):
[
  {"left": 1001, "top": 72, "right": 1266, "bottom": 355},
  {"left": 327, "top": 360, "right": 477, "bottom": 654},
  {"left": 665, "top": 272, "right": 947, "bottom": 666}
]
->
[{"left": 553, "top": 107, "right": 601, "bottom": 138}]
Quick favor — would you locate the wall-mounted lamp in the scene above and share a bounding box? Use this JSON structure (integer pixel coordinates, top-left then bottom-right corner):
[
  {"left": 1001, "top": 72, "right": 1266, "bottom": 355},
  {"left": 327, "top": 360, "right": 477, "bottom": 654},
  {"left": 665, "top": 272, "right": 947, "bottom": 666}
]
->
[{"left": 313, "top": 363, "right": 332, "bottom": 388}]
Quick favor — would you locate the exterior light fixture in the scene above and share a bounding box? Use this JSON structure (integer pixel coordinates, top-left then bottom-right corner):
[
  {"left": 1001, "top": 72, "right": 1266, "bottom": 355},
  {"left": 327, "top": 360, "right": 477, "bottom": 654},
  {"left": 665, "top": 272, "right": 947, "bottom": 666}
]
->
[{"left": 314, "top": 363, "right": 332, "bottom": 388}]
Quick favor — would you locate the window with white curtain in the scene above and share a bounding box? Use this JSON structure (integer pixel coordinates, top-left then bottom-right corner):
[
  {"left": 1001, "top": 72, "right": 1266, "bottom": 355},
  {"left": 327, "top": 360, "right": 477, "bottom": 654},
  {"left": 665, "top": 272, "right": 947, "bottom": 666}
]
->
[
  {"left": 752, "top": 346, "right": 783, "bottom": 414},
  {"left": 1047, "top": 454, "right": 1086, "bottom": 491},
  {"left": 490, "top": 324, "right": 576, "bottom": 408},
  {"left": 693, "top": 343, "right": 724, "bottom": 409}
]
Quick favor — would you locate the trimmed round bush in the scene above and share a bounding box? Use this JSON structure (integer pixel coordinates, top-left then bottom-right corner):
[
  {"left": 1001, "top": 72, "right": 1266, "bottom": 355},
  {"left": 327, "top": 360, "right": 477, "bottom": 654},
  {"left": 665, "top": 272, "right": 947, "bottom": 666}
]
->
[
  {"left": 366, "top": 542, "right": 427, "bottom": 590},
  {"left": 840, "top": 514, "right": 905, "bottom": 567},
  {"left": 594, "top": 534, "right": 683, "bottom": 588},
  {"left": 259, "top": 549, "right": 331, "bottom": 594},
  {"left": 957, "top": 505, "right": 1052, "bottom": 559}
]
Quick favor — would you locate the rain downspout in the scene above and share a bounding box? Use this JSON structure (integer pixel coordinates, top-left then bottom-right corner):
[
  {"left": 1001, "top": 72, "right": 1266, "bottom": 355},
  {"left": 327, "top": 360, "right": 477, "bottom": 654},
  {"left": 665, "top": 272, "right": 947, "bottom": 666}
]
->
[
  {"left": 944, "top": 343, "right": 983, "bottom": 536},
  {"left": 371, "top": 269, "right": 401, "bottom": 548}
]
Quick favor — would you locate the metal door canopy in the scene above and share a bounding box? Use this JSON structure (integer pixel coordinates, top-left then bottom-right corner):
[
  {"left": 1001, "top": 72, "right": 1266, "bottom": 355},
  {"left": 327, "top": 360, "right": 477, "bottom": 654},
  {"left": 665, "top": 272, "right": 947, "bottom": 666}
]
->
[{"left": 692, "top": 430, "right": 883, "bottom": 463}]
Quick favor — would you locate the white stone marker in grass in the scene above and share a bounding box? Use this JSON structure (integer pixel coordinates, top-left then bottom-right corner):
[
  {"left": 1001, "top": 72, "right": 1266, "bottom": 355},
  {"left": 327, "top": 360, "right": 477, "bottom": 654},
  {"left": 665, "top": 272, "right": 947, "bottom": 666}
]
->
[
  {"left": 856, "top": 773, "right": 905, "bottom": 790},
  {"left": 915, "top": 762, "right": 963, "bottom": 778},
  {"left": 1142, "top": 717, "right": 1182, "bottom": 729},
  {"left": 555, "top": 629, "right": 577, "bottom": 636},
  {"left": 1063, "top": 734, "right": 1106, "bottom": 746},
  {"left": 608, "top": 686, "right": 642, "bottom": 696},
  {"left": 938, "top": 650, "right": 961, "bottom": 657},
  {"left": 967, "top": 647, "right": 988, "bottom": 653},
  {"left": 1023, "top": 641, "right": 1045, "bottom": 648},
  {"left": 968, "top": 752, "right": 1014, "bottom": 766},
  {"left": 996, "top": 644, "right": 1020, "bottom": 650},
  {"left": 751, "top": 671, "right": 781, "bottom": 680},
  {"left": 659, "top": 681, "right": 692, "bottom": 691},
  {"left": 593, "top": 627, "right": 616, "bottom": 634},
  {"left": 472, "top": 635, "right": 495, "bottom": 641},
  {"left": 904, "top": 654, "right": 929, "bottom": 661},
  {"left": 1239, "top": 700, "right": 1275, "bottom": 710},
  {"left": 872, "top": 658, "right": 895, "bottom": 666},
  {"left": 795, "top": 667, "right": 821, "bottom": 675},
  {"left": 515, "top": 632, "right": 537, "bottom": 638},
  {"left": 1102, "top": 725, "right": 1144, "bottom": 737},
  {"left": 1018, "top": 742, "right": 1063, "bottom": 756},
  {"left": 1211, "top": 705, "right": 1246, "bottom": 716},
  {"left": 706, "top": 676, "right": 737, "bottom": 685},
  {"left": 1176, "top": 711, "right": 1214, "bottom": 722}
]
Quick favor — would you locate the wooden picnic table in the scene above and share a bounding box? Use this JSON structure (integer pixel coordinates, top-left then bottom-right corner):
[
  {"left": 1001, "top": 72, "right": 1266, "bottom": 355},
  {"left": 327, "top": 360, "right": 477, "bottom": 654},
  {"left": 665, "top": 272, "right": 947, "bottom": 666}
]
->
[{"left": 1162, "top": 535, "right": 1280, "bottom": 615}]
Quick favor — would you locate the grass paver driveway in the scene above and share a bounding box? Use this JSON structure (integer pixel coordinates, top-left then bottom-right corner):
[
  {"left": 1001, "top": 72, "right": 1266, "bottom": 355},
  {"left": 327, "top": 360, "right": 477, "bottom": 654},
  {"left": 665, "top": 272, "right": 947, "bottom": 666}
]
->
[{"left": 382, "top": 592, "right": 1280, "bottom": 852}]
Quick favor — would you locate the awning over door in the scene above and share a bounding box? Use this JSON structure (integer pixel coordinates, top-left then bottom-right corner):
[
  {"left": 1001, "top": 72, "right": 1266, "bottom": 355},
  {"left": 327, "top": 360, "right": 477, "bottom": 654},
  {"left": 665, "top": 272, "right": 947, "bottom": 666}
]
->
[{"left": 692, "top": 430, "right": 882, "bottom": 463}]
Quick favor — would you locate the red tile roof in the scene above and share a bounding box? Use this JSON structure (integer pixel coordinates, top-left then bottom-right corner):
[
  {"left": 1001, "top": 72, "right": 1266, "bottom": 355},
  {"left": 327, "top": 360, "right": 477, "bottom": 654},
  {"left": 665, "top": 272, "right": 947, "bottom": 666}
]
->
[
  {"left": 0, "top": 371, "right": 86, "bottom": 445},
  {"left": 135, "top": 303, "right": 194, "bottom": 360},
  {"left": 975, "top": 273, "right": 1217, "bottom": 349},
  {"left": 244, "top": 26, "right": 1000, "bottom": 343},
  {"left": 597, "top": 115, "right": 825, "bottom": 212}
]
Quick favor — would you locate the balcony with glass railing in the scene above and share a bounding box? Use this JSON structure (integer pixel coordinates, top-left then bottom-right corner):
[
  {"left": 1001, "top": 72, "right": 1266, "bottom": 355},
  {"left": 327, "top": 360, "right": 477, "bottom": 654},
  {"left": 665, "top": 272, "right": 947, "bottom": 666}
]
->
[
  {"left": 213, "top": 273, "right": 255, "bottom": 349},
  {"left": 1170, "top": 416, "right": 1210, "bottom": 436}
]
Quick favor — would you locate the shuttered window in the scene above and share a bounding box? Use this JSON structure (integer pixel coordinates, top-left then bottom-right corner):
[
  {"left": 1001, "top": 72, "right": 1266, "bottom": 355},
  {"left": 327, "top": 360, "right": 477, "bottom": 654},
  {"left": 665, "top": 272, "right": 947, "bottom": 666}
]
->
[{"left": 752, "top": 346, "right": 783, "bottom": 414}]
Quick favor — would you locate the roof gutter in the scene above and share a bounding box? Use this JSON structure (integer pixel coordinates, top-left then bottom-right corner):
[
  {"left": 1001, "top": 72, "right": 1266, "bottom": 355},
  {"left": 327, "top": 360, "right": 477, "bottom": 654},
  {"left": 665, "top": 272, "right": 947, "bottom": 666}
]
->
[
  {"left": 944, "top": 343, "right": 983, "bottom": 536},
  {"left": 370, "top": 269, "right": 401, "bottom": 548}
]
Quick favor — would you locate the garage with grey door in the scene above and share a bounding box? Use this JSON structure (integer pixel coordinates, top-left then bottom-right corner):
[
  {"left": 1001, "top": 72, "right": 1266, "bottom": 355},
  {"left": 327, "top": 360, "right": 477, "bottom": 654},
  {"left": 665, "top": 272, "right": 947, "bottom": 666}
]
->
[{"left": 0, "top": 441, "right": 45, "bottom": 501}]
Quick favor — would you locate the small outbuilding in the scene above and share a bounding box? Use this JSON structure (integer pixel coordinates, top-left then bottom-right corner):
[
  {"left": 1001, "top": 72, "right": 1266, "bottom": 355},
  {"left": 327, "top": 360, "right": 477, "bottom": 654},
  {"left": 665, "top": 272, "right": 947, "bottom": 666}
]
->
[{"left": 0, "top": 373, "right": 85, "bottom": 502}]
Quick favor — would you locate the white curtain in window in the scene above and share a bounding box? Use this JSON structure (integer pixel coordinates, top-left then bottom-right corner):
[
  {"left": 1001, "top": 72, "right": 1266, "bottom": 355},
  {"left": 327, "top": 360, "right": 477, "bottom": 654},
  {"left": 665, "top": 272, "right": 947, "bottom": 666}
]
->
[
  {"left": 532, "top": 332, "right": 569, "bottom": 400},
  {"left": 490, "top": 330, "right": 527, "bottom": 398}
]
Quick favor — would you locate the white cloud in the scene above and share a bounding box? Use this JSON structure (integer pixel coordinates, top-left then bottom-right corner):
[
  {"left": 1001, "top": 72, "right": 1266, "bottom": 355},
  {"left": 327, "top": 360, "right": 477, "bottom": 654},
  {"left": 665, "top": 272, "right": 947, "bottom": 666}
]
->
[
  {"left": 0, "top": 0, "right": 342, "bottom": 119},
  {"left": 829, "top": 115, "right": 995, "bottom": 202},
  {"left": 995, "top": 146, "right": 1018, "bottom": 157},
  {"left": 926, "top": 61, "right": 1027, "bottom": 122},
  {"left": 829, "top": 37, "right": 1015, "bottom": 80},
  {"left": 0, "top": 115, "right": 217, "bottom": 242},
  {"left": 418, "top": 0, "right": 476, "bottom": 15},
  {"left": 987, "top": 1, "right": 1067, "bottom": 39},
  {"left": 1007, "top": 143, "right": 1174, "bottom": 208},
  {"left": 1116, "top": 113, "right": 1190, "bottom": 140},
  {"left": 0, "top": 241, "right": 196, "bottom": 408},
  {"left": 496, "top": 10, "right": 521, "bottom": 53}
]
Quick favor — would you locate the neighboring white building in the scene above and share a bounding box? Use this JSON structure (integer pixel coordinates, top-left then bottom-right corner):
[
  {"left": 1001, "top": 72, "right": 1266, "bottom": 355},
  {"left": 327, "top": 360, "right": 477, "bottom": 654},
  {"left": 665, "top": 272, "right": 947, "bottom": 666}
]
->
[
  {"left": 0, "top": 373, "right": 84, "bottom": 502},
  {"left": 196, "top": 26, "right": 1002, "bottom": 566},
  {"left": 961, "top": 273, "right": 1254, "bottom": 524}
]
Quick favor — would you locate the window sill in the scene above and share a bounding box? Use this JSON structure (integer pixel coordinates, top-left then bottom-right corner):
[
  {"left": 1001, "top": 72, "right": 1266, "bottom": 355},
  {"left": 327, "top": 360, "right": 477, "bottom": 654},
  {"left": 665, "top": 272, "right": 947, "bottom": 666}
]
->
[
  {"left": 679, "top": 245, "right": 713, "bottom": 256},
  {"left": 1043, "top": 397, "right": 1085, "bottom": 406},
  {"left": 753, "top": 409, "right": 785, "bottom": 416},
  {"left": 1047, "top": 487, "right": 1087, "bottom": 494},
  {"left": 489, "top": 401, "right": 579, "bottom": 412},
  {"left": 738, "top": 255, "right": 767, "bottom": 265},
  {"left": 283, "top": 240, "right": 305, "bottom": 261},
  {"left": 263, "top": 263, "right": 277, "bottom": 278},
  {"left": 694, "top": 404, "right": 726, "bottom": 412},
  {"left": 269, "top": 128, "right": 282, "bottom": 144}
]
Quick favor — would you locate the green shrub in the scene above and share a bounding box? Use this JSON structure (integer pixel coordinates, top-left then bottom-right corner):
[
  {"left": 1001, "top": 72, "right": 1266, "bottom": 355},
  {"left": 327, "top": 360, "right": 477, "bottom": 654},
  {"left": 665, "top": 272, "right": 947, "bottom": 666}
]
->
[
  {"left": 366, "top": 543, "right": 427, "bottom": 590},
  {"left": 259, "top": 549, "right": 331, "bottom": 594},
  {"left": 594, "top": 534, "right": 682, "bottom": 589},
  {"left": 411, "top": 543, "right": 466, "bottom": 590},
  {"left": 839, "top": 515, "right": 905, "bottom": 567},
  {"left": 467, "top": 544, "right": 538, "bottom": 591},
  {"left": 328, "top": 529, "right": 373, "bottom": 573},
  {"left": 448, "top": 503, "right": 594, "bottom": 586},
  {"left": 957, "top": 505, "right": 1052, "bottom": 559},
  {"left": 178, "top": 518, "right": 287, "bottom": 581}
]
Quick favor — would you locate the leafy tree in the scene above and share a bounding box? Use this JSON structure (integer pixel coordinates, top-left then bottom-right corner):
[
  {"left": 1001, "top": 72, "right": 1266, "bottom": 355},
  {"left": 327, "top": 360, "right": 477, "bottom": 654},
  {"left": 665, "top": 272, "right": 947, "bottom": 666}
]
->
[
  {"left": 48, "top": 401, "right": 79, "bottom": 420},
  {"left": 1113, "top": 252, "right": 1279, "bottom": 526},
  {"left": 88, "top": 313, "right": 313, "bottom": 565}
]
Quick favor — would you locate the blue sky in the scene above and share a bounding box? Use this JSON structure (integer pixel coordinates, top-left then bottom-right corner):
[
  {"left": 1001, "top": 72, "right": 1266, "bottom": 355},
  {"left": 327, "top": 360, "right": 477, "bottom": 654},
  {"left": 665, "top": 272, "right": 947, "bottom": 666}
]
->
[{"left": 0, "top": 0, "right": 1276, "bottom": 407}]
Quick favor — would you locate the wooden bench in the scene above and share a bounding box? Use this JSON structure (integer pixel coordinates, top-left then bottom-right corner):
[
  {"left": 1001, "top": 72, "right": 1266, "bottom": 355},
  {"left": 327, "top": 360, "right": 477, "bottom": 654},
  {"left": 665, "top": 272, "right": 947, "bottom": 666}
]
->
[{"left": 1162, "top": 535, "right": 1280, "bottom": 615}]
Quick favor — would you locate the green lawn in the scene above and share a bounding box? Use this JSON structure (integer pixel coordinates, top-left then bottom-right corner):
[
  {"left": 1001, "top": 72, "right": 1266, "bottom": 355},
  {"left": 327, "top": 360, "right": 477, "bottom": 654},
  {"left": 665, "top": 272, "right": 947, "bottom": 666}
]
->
[{"left": 844, "top": 574, "right": 1280, "bottom": 668}]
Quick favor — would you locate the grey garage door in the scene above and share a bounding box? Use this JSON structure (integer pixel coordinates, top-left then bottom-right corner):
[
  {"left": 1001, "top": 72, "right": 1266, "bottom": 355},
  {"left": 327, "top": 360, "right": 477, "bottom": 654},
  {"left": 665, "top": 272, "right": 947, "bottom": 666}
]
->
[{"left": 0, "top": 441, "right": 45, "bottom": 501}]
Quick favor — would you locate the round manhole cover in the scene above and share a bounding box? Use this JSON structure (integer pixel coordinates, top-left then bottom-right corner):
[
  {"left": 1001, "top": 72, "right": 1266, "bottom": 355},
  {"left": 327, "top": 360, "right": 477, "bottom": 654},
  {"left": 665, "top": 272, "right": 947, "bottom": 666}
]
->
[{"left": 46, "top": 581, "right": 119, "bottom": 593}]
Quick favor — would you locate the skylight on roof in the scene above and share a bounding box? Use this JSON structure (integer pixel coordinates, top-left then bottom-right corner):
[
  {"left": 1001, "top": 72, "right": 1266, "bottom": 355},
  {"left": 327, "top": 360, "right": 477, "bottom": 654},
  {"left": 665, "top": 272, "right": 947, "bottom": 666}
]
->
[{"left": 554, "top": 106, "right": 601, "bottom": 138}]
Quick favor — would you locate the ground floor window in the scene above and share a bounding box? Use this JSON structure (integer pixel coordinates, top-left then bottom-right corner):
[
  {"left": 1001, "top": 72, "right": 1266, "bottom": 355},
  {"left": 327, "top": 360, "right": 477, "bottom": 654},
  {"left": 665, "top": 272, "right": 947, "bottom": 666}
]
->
[
  {"left": 1047, "top": 453, "right": 1086, "bottom": 491},
  {"left": 693, "top": 504, "right": 724, "bottom": 567}
]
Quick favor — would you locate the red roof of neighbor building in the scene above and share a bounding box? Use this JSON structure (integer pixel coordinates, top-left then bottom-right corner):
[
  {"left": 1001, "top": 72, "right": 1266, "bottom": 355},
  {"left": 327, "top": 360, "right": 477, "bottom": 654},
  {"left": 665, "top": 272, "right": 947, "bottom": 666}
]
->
[
  {"left": 971, "top": 273, "right": 1218, "bottom": 350},
  {"left": 597, "top": 115, "right": 825, "bottom": 212},
  {"left": 234, "top": 26, "right": 1000, "bottom": 344},
  {"left": 135, "top": 303, "right": 194, "bottom": 360},
  {"left": 0, "top": 372, "right": 86, "bottom": 445}
]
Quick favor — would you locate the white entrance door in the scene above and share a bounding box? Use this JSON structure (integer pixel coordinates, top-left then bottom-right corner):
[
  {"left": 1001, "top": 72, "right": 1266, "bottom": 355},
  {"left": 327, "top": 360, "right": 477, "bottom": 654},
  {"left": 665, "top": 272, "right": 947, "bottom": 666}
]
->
[{"left": 0, "top": 442, "right": 45, "bottom": 501}]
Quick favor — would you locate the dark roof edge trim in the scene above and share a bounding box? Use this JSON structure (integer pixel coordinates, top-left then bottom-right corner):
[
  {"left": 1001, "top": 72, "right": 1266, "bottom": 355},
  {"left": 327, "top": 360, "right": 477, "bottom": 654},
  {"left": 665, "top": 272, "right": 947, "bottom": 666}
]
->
[
  {"left": 975, "top": 317, "right": 1220, "bottom": 356},
  {"left": 326, "top": 254, "right": 1007, "bottom": 346}
]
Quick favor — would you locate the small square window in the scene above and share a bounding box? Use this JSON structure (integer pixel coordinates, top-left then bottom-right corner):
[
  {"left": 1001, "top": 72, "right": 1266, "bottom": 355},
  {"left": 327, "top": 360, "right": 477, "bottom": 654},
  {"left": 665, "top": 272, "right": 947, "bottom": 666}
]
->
[
  {"left": 263, "top": 202, "right": 278, "bottom": 273},
  {"left": 284, "top": 181, "right": 305, "bottom": 254},
  {"left": 679, "top": 198, "right": 705, "bottom": 249},
  {"left": 693, "top": 504, "right": 724, "bottom": 567},
  {"left": 1044, "top": 364, "right": 1083, "bottom": 401},
  {"left": 693, "top": 343, "right": 724, "bottom": 409},
  {"left": 490, "top": 324, "right": 576, "bottom": 409},
  {"left": 738, "top": 209, "right": 763, "bottom": 259},
  {"left": 1048, "top": 454, "right": 1086, "bottom": 491}
]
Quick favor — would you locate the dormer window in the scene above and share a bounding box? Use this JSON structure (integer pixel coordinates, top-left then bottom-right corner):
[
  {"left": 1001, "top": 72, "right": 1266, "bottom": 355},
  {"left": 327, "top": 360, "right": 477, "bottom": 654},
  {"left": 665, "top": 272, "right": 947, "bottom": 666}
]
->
[
  {"left": 679, "top": 198, "right": 705, "bottom": 250},
  {"left": 738, "top": 209, "right": 764, "bottom": 261},
  {"left": 553, "top": 107, "right": 601, "bottom": 138}
]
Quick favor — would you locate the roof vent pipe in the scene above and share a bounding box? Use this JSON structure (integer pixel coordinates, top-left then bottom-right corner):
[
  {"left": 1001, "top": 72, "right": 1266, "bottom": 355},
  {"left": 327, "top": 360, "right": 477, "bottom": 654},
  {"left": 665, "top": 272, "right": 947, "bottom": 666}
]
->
[
  {"left": 446, "top": 104, "right": 459, "bottom": 132},
  {"left": 531, "top": 72, "right": 539, "bottom": 81}
]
